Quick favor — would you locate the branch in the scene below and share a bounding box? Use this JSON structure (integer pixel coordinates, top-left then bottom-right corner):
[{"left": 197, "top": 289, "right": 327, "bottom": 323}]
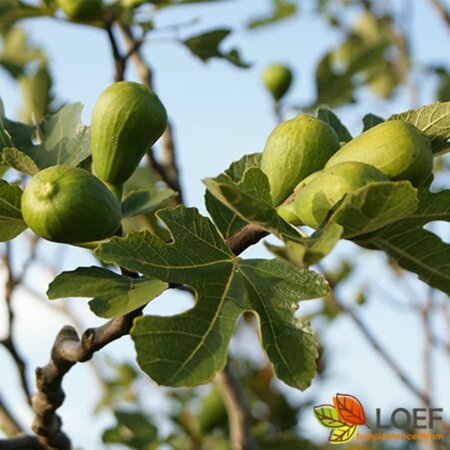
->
[
  {"left": 25, "top": 224, "right": 267, "bottom": 449},
  {"left": 0, "top": 434, "right": 44, "bottom": 449},
  {"left": 31, "top": 304, "right": 142, "bottom": 449},
  {"left": 227, "top": 224, "right": 268, "bottom": 256},
  {"left": 215, "top": 363, "right": 259, "bottom": 450}
]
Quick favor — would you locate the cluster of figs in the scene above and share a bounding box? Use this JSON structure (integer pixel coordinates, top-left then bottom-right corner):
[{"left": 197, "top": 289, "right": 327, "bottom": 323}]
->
[
  {"left": 260, "top": 63, "right": 433, "bottom": 229},
  {"left": 261, "top": 115, "right": 433, "bottom": 228},
  {"left": 22, "top": 81, "right": 168, "bottom": 244}
]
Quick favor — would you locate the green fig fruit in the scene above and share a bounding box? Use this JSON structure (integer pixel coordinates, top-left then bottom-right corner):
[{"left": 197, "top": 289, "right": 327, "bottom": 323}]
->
[
  {"left": 325, "top": 120, "right": 433, "bottom": 186},
  {"left": 22, "top": 165, "right": 122, "bottom": 244},
  {"left": 277, "top": 169, "right": 322, "bottom": 224},
  {"left": 262, "top": 64, "right": 293, "bottom": 101},
  {"left": 281, "top": 161, "right": 388, "bottom": 228},
  {"left": 120, "top": 0, "right": 146, "bottom": 8},
  {"left": 197, "top": 388, "right": 227, "bottom": 434},
  {"left": 277, "top": 202, "right": 299, "bottom": 224},
  {"left": 260, "top": 114, "right": 340, "bottom": 205},
  {"left": 91, "top": 81, "right": 168, "bottom": 187},
  {"left": 56, "top": 0, "right": 104, "bottom": 21}
]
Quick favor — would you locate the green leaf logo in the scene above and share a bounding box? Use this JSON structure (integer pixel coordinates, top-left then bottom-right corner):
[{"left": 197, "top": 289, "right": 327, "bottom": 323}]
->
[{"left": 313, "top": 405, "right": 345, "bottom": 428}]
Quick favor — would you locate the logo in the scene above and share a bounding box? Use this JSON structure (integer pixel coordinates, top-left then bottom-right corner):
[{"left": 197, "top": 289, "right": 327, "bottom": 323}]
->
[
  {"left": 313, "top": 393, "right": 370, "bottom": 444},
  {"left": 314, "top": 393, "right": 445, "bottom": 444}
]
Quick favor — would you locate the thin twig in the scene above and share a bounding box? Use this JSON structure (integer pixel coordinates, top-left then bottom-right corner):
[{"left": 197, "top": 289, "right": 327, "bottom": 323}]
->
[
  {"left": 105, "top": 23, "right": 126, "bottom": 82},
  {"left": 161, "top": 122, "right": 184, "bottom": 204},
  {"left": 327, "top": 290, "right": 430, "bottom": 406},
  {"left": 227, "top": 224, "right": 268, "bottom": 256},
  {"left": 443, "top": 301, "right": 450, "bottom": 354},
  {"left": 15, "top": 235, "right": 39, "bottom": 286},
  {"left": 0, "top": 395, "right": 22, "bottom": 436},
  {"left": 123, "top": 36, "right": 145, "bottom": 63},
  {"left": 429, "top": 0, "right": 450, "bottom": 31},
  {"left": 391, "top": 1, "right": 418, "bottom": 108},
  {"left": 1, "top": 242, "right": 33, "bottom": 405},
  {"left": 147, "top": 149, "right": 182, "bottom": 205},
  {"left": 106, "top": 21, "right": 146, "bottom": 82},
  {"left": 118, "top": 23, "right": 153, "bottom": 87},
  {"left": 422, "top": 288, "right": 434, "bottom": 409},
  {"left": 215, "top": 363, "right": 259, "bottom": 450}
]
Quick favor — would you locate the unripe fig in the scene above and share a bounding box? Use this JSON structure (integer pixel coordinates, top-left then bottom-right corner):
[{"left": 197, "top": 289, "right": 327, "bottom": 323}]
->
[
  {"left": 56, "top": 0, "right": 104, "bottom": 21},
  {"left": 91, "top": 81, "right": 168, "bottom": 187},
  {"left": 260, "top": 114, "right": 340, "bottom": 205},
  {"left": 325, "top": 120, "right": 433, "bottom": 186},
  {"left": 121, "top": 0, "right": 146, "bottom": 7},
  {"left": 281, "top": 162, "right": 388, "bottom": 228},
  {"left": 197, "top": 388, "right": 227, "bottom": 434},
  {"left": 293, "top": 169, "right": 322, "bottom": 193},
  {"left": 262, "top": 64, "right": 293, "bottom": 101},
  {"left": 277, "top": 202, "right": 299, "bottom": 224},
  {"left": 22, "top": 165, "right": 122, "bottom": 244},
  {"left": 277, "top": 169, "right": 323, "bottom": 224}
]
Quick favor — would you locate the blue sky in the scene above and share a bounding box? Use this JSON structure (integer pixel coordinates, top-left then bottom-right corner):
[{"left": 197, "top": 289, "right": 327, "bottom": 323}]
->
[{"left": 0, "top": 0, "right": 449, "bottom": 448}]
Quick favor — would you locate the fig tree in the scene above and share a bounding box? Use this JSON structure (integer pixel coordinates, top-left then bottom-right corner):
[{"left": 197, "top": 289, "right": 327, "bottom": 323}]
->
[
  {"left": 325, "top": 120, "right": 433, "bottom": 186},
  {"left": 260, "top": 114, "right": 340, "bottom": 205},
  {"left": 91, "top": 81, "right": 168, "bottom": 188},
  {"left": 22, "top": 165, "right": 122, "bottom": 244}
]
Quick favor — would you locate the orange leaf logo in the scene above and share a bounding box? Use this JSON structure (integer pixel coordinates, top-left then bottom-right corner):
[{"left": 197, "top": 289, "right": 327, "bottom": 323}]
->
[{"left": 333, "top": 393, "right": 367, "bottom": 426}]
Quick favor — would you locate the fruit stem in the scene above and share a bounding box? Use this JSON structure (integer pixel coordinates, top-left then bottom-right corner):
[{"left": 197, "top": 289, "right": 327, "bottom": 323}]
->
[{"left": 273, "top": 100, "right": 283, "bottom": 124}]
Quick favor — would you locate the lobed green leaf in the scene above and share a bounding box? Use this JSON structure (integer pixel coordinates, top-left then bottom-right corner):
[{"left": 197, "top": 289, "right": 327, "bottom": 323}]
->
[
  {"left": 0, "top": 179, "right": 27, "bottom": 241},
  {"left": 47, "top": 266, "right": 168, "bottom": 319},
  {"left": 95, "top": 206, "right": 326, "bottom": 388}
]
